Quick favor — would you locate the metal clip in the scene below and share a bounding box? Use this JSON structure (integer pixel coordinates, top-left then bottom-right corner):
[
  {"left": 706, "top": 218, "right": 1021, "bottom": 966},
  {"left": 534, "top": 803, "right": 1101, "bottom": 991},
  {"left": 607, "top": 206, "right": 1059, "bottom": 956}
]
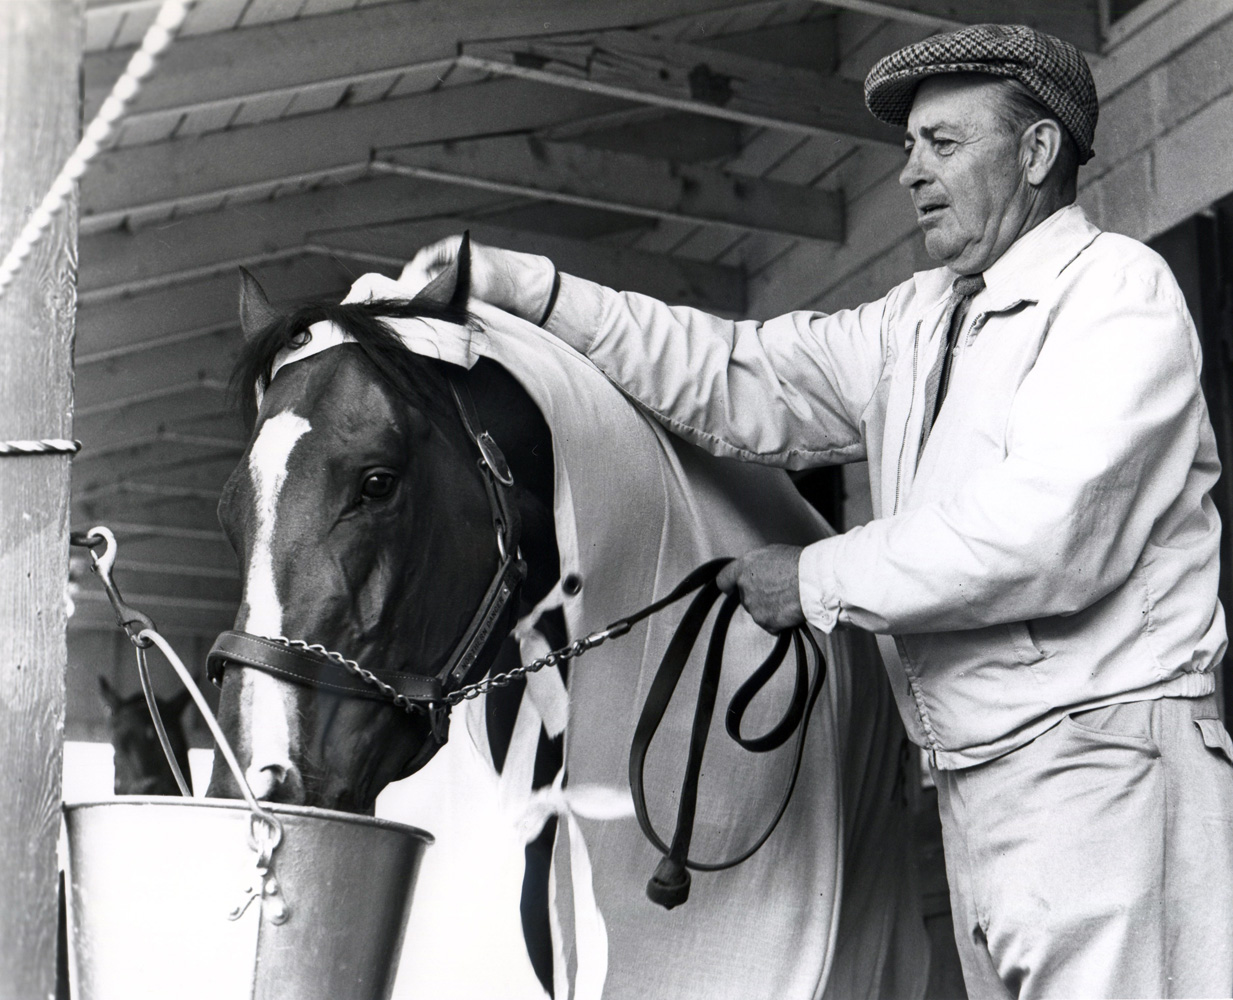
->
[
  {"left": 594, "top": 620, "right": 632, "bottom": 643},
  {"left": 72, "top": 526, "right": 156, "bottom": 646},
  {"left": 228, "top": 859, "right": 290, "bottom": 925},
  {"left": 231, "top": 812, "right": 291, "bottom": 924}
]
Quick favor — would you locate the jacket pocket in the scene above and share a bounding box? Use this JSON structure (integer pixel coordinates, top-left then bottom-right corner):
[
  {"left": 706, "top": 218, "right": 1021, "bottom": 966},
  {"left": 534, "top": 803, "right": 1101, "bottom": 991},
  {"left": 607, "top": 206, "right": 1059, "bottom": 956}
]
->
[
  {"left": 1063, "top": 702, "right": 1161, "bottom": 756},
  {"left": 1195, "top": 718, "right": 1233, "bottom": 767}
]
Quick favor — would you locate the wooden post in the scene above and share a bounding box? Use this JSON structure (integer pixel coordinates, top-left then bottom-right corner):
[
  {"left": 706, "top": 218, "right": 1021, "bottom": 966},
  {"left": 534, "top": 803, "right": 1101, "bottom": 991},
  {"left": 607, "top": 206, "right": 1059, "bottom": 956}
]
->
[{"left": 0, "top": 2, "right": 82, "bottom": 998}]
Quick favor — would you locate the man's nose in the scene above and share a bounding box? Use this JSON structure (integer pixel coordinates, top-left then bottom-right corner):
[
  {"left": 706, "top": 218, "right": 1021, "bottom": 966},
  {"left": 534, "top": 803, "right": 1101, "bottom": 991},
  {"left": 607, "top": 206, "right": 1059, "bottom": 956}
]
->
[{"left": 899, "top": 145, "right": 927, "bottom": 188}]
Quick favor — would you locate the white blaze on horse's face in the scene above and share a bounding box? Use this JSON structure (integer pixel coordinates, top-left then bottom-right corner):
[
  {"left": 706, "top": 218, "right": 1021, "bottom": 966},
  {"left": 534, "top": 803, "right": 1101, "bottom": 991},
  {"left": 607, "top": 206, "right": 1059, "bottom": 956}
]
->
[{"left": 236, "top": 410, "right": 311, "bottom": 800}]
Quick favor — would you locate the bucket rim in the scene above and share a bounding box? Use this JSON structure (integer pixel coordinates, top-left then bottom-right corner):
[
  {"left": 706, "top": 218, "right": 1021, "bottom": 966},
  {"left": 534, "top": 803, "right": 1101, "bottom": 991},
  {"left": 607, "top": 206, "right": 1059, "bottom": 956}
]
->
[{"left": 63, "top": 795, "right": 434, "bottom": 843}]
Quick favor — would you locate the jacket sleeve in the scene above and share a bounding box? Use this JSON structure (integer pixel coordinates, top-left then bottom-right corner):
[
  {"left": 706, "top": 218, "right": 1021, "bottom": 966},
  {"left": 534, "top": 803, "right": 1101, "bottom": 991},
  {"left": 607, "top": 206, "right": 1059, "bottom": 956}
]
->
[
  {"left": 543, "top": 273, "right": 891, "bottom": 470},
  {"left": 799, "top": 249, "right": 1208, "bottom": 634}
]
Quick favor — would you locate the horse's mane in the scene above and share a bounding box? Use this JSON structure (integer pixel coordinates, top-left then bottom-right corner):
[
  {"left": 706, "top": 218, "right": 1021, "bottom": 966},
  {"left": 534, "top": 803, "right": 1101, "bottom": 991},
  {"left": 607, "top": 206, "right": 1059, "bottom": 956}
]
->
[{"left": 231, "top": 297, "right": 470, "bottom": 428}]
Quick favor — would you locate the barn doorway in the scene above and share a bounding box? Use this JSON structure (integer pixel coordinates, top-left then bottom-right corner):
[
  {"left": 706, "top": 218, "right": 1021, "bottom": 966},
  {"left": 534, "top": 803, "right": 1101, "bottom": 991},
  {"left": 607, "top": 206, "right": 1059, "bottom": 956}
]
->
[{"left": 1149, "top": 198, "right": 1233, "bottom": 723}]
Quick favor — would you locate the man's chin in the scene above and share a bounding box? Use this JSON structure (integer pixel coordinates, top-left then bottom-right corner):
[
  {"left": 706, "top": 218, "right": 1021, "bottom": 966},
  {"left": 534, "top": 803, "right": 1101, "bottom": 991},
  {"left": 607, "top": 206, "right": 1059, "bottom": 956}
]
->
[{"left": 921, "top": 230, "right": 961, "bottom": 264}]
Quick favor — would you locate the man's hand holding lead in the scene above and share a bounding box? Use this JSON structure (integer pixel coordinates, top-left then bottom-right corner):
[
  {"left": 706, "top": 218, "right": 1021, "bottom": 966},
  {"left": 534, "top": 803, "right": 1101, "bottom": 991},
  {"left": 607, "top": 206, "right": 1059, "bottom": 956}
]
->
[{"left": 716, "top": 544, "right": 806, "bottom": 634}]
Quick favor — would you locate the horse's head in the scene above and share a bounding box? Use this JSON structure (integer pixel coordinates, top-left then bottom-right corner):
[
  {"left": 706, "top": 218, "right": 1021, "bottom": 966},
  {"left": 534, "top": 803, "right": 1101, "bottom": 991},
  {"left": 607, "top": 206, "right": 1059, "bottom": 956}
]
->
[
  {"left": 100, "top": 676, "right": 193, "bottom": 796},
  {"left": 205, "top": 246, "right": 549, "bottom": 812}
]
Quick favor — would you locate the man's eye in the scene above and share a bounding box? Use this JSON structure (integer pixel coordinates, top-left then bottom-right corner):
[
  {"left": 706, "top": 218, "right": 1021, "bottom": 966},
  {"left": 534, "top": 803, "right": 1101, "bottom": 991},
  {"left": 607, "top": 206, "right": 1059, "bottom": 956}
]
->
[
  {"left": 360, "top": 471, "right": 398, "bottom": 501},
  {"left": 933, "top": 139, "right": 956, "bottom": 153}
]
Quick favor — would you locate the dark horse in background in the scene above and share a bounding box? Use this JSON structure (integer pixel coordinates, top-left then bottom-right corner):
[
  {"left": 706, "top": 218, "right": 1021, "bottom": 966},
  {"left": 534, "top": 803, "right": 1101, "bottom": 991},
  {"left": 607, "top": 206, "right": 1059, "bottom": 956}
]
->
[
  {"left": 206, "top": 247, "right": 565, "bottom": 992},
  {"left": 99, "top": 676, "right": 194, "bottom": 795}
]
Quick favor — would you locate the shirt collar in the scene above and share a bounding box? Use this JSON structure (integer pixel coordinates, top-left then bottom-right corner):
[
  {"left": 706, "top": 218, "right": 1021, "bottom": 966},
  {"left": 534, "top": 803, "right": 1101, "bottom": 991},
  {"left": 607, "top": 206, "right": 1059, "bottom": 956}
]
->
[{"left": 911, "top": 204, "right": 1101, "bottom": 313}]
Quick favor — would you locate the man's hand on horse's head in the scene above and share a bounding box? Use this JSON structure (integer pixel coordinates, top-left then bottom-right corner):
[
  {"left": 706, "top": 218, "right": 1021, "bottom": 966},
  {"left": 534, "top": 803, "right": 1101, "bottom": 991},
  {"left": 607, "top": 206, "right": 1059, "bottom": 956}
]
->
[
  {"left": 716, "top": 544, "right": 806, "bottom": 634},
  {"left": 403, "top": 235, "right": 557, "bottom": 325}
]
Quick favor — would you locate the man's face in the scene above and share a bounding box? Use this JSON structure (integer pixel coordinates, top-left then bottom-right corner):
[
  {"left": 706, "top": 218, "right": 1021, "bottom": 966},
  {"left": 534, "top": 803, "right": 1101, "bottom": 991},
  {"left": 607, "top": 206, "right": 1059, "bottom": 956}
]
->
[{"left": 900, "top": 75, "right": 1031, "bottom": 275}]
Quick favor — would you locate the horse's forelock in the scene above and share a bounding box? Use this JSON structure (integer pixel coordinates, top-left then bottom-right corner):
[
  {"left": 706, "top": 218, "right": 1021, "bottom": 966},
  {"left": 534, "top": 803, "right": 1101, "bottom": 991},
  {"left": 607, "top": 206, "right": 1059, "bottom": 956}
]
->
[{"left": 230, "top": 297, "right": 464, "bottom": 428}]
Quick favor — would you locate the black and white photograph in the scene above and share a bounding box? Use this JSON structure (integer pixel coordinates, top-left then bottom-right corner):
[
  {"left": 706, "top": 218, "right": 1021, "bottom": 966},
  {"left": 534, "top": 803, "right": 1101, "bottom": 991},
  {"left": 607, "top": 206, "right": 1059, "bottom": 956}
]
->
[{"left": 2, "top": 1, "right": 1232, "bottom": 998}]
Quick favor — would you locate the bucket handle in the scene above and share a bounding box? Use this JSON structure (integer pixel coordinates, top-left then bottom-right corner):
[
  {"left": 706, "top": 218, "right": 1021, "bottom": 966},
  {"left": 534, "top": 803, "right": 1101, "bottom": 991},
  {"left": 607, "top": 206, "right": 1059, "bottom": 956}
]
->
[
  {"left": 78, "top": 526, "right": 284, "bottom": 853},
  {"left": 137, "top": 628, "right": 283, "bottom": 852}
]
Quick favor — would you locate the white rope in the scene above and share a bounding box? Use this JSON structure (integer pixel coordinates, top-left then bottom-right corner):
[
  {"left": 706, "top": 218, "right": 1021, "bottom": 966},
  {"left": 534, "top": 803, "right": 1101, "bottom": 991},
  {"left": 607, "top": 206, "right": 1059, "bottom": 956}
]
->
[
  {"left": 0, "top": 438, "right": 81, "bottom": 456},
  {"left": 0, "top": 0, "right": 195, "bottom": 300}
]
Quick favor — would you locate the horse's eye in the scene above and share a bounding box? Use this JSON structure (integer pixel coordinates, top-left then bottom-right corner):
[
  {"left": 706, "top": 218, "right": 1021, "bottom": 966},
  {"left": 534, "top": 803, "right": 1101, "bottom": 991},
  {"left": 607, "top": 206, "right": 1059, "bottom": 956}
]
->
[
  {"left": 360, "top": 471, "right": 398, "bottom": 500},
  {"left": 287, "top": 328, "right": 312, "bottom": 349}
]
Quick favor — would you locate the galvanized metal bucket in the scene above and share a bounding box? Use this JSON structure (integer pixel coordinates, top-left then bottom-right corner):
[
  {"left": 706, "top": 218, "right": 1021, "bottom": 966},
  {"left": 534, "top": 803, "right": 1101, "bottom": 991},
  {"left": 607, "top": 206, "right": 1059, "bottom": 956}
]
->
[
  {"left": 61, "top": 599, "right": 434, "bottom": 1000},
  {"left": 64, "top": 798, "right": 431, "bottom": 1000}
]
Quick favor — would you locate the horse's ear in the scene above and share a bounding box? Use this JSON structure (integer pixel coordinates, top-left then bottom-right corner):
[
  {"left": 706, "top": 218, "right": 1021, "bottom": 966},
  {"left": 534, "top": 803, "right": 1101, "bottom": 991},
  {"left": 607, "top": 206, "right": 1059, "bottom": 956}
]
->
[
  {"left": 98, "top": 675, "right": 122, "bottom": 714},
  {"left": 238, "top": 267, "right": 280, "bottom": 341},
  {"left": 409, "top": 231, "right": 471, "bottom": 315}
]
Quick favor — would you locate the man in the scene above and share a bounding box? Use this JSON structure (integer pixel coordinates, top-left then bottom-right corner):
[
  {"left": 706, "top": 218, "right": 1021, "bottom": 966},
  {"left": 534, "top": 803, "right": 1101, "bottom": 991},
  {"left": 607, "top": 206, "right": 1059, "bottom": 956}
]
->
[{"left": 408, "top": 24, "right": 1233, "bottom": 998}]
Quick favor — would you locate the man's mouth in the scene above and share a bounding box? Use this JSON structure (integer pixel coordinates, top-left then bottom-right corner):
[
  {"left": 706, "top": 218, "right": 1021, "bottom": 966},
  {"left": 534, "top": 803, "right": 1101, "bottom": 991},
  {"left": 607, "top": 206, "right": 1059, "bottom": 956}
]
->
[{"left": 916, "top": 201, "right": 948, "bottom": 220}]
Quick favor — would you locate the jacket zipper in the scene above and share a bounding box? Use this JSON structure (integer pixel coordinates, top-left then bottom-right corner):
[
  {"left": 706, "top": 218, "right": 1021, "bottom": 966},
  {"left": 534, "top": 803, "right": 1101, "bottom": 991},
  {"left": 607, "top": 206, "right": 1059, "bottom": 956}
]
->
[{"left": 892, "top": 325, "right": 920, "bottom": 516}]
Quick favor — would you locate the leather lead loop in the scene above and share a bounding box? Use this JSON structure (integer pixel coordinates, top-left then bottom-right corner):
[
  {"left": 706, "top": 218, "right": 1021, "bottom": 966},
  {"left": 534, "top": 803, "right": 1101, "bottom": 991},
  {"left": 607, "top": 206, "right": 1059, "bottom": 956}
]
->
[{"left": 646, "top": 857, "right": 691, "bottom": 910}]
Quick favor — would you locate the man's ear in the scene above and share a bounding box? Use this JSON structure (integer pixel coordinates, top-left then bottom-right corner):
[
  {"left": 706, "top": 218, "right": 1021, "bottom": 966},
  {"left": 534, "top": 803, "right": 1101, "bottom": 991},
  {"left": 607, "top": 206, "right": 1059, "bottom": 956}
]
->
[
  {"left": 1022, "top": 119, "right": 1063, "bottom": 187},
  {"left": 409, "top": 231, "right": 471, "bottom": 318},
  {"left": 238, "top": 267, "right": 281, "bottom": 341}
]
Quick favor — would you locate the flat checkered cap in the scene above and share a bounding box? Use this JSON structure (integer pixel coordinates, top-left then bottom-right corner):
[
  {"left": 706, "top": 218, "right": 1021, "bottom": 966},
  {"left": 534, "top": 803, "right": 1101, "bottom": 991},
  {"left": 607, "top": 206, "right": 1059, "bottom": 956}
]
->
[{"left": 864, "top": 23, "right": 1098, "bottom": 163}]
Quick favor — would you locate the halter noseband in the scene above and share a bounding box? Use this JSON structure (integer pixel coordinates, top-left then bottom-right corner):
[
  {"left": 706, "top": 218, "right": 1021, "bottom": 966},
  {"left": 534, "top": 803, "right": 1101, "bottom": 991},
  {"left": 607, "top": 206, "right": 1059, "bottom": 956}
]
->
[{"left": 206, "top": 370, "right": 527, "bottom": 773}]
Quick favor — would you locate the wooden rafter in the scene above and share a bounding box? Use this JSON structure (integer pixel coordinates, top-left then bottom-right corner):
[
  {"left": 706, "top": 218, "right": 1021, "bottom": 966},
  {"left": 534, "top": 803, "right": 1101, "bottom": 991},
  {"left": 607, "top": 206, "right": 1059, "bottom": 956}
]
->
[
  {"left": 82, "top": 0, "right": 742, "bottom": 118},
  {"left": 374, "top": 136, "right": 844, "bottom": 241},
  {"left": 815, "top": 0, "right": 1103, "bottom": 53},
  {"left": 79, "top": 174, "right": 747, "bottom": 311},
  {"left": 315, "top": 217, "right": 747, "bottom": 313},
  {"left": 76, "top": 256, "right": 358, "bottom": 356},
  {"left": 79, "top": 78, "right": 624, "bottom": 222},
  {"left": 459, "top": 30, "right": 898, "bottom": 144}
]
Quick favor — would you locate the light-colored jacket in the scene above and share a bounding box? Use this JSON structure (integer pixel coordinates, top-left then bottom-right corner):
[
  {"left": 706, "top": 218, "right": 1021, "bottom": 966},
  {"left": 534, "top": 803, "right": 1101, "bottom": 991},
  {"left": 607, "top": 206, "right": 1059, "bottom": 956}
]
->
[{"left": 544, "top": 205, "right": 1226, "bottom": 768}]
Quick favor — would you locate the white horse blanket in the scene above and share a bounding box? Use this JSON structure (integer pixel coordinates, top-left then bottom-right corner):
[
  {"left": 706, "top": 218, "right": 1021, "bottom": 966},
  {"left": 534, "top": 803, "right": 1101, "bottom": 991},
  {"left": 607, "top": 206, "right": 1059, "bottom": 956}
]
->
[{"left": 289, "top": 292, "right": 934, "bottom": 1000}]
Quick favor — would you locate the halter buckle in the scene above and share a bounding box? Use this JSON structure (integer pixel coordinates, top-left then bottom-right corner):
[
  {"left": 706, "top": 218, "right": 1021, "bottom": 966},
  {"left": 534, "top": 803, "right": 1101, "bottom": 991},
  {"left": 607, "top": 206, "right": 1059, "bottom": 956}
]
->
[{"left": 476, "top": 431, "right": 514, "bottom": 487}]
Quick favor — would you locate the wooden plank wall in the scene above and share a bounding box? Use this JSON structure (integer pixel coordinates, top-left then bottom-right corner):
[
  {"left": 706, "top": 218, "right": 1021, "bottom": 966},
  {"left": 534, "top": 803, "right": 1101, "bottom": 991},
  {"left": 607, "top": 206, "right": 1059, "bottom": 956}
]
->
[{"left": 0, "top": 2, "right": 82, "bottom": 998}]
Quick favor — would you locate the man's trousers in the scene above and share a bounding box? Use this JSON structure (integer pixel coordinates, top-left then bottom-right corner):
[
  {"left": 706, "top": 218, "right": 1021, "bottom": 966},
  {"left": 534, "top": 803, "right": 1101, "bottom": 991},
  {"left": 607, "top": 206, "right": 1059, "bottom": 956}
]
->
[{"left": 933, "top": 694, "right": 1233, "bottom": 999}]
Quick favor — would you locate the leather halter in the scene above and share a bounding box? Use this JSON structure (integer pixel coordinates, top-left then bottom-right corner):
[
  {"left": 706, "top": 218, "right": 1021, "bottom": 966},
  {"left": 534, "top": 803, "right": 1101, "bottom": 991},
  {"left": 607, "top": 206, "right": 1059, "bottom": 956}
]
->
[{"left": 207, "top": 370, "right": 527, "bottom": 774}]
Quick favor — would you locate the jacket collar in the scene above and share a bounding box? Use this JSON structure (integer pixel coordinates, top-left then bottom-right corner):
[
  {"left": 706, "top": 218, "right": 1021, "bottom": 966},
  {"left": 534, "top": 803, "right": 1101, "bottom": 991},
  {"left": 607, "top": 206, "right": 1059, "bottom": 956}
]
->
[{"left": 910, "top": 204, "right": 1102, "bottom": 315}]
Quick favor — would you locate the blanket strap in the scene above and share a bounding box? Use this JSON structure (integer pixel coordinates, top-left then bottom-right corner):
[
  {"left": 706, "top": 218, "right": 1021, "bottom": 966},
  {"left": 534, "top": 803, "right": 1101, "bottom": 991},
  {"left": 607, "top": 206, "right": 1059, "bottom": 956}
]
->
[{"left": 626, "top": 560, "right": 827, "bottom": 910}]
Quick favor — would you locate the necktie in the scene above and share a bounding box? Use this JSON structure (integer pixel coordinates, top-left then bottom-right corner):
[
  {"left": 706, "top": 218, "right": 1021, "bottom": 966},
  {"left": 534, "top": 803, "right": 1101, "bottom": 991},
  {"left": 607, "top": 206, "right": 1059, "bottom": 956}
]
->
[{"left": 919, "top": 272, "right": 985, "bottom": 454}]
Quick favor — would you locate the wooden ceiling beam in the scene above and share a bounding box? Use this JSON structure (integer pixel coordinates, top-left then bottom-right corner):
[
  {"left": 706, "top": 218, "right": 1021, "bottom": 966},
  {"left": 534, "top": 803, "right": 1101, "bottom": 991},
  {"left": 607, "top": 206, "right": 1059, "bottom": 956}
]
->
[
  {"left": 75, "top": 389, "right": 235, "bottom": 453},
  {"left": 74, "top": 432, "right": 244, "bottom": 461},
  {"left": 76, "top": 255, "right": 357, "bottom": 355},
  {"left": 83, "top": 0, "right": 737, "bottom": 118},
  {"left": 80, "top": 77, "right": 624, "bottom": 221},
  {"left": 71, "top": 590, "right": 236, "bottom": 623},
  {"left": 375, "top": 136, "right": 844, "bottom": 241},
  {"left": 316, "top": 216, "right": 746, "bottom": 313},
  {"left": 459, "top": 29, "right": 897, "bottom": 144},
  {"left": 74, "top": 451, "right": 240, "bottom": 501},
  {"left": 815, "top": 1, "right": 1103, "bottom": 53},
  {"left": 80, "top": 175, "right": 746, "bottom": 311},
  {"left": 75, "top": 490, "right": 225, "bottom": 531},
  {"left": 76, "top": 337, "right": 241, "bottom": 413},
  {"left": 79, "top": 175, "right": 503, "bottom": 296}
]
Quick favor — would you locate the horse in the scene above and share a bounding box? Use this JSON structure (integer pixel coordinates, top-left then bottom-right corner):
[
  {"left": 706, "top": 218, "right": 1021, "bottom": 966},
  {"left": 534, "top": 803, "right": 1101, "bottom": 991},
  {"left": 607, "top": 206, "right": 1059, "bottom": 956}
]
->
[
  {"left": 206, "top": 246, "right": 565, "bottom": 992},
  {"left": 99, "top": 675, "right": 193, "bottom": 796},
  {"left": 204, "top": 244, "right": 928, "bottom": 999}
]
